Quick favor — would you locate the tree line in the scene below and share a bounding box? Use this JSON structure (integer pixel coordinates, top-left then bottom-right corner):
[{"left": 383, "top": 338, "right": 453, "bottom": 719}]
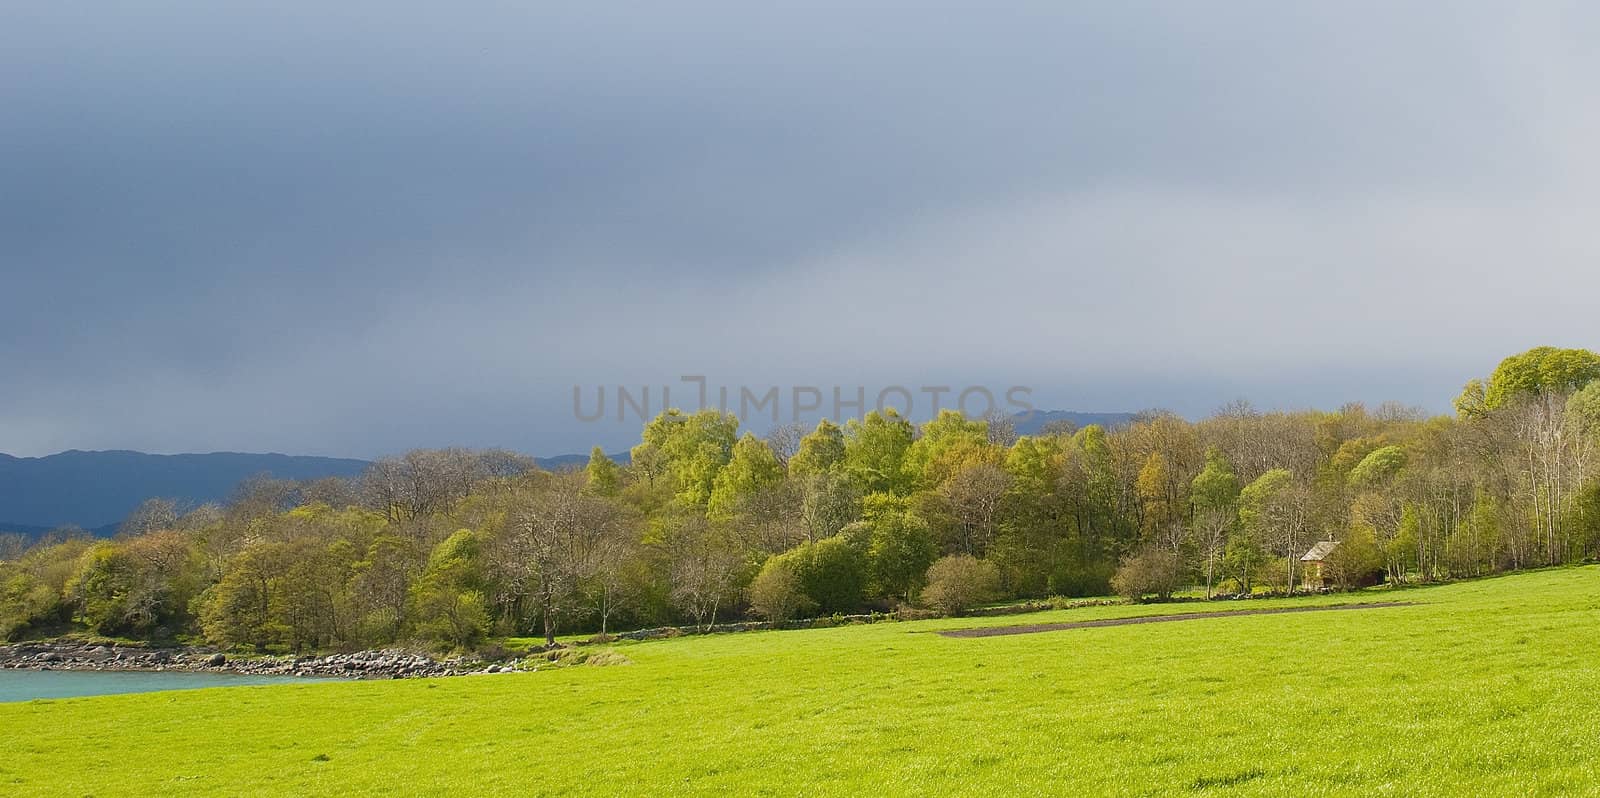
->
[{"left": 3, "top": 346, "right": 1599, "bottom": 652}]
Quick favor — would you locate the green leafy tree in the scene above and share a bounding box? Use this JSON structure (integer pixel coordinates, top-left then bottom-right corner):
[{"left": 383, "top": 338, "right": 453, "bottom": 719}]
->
[
  {"left": 409, "top": 529, "right": 491, "bottom": 650},
  {"left": 1457, "top": 346, "right": 1600, "bottom": 416},
  {"left": 1190, "top": 447, "right": 1240, "bottom": 597},
  {"left": 796, "top": 536, "right": 869, "bottom": 613},
  {"left": 708, "top": 434, "right": 785, "bottom": 520},
  {"left": 339, "top": 535, "right": 422, "bottom": 646},
  {"left": 789, "top": 419, "right": 847, "bottom": 477},
  {"left": 798, "top": 472, "right": 861, "bottom": 541},
  {"left": 585, "top": 447, "right": 622, "bottom": 496},
  {"left": 902, "top": 410, "right": 997, "bottom": 491},
  {"left": 991, "top": 435, "right": 1069, "bottom": 596},
  {"left": 842, "top": 410, "right": 916, "bottom": 495},
  {"left": 631, "top": 409, "right": 740, "bottom": 507},
  {"left": 1064, "top": 424, "right": 1132, "bottom": 561},
  {"left": 68, "top": 531, "right": 199, "bottom": 636},
  {"left": 1222, "top": 534, "right": 1268, "bottom": 594},
  {"left": 1447, "top": 492, "right": 1502, "bottom": 576},
  {"left": 199, "top": 542, "right": 293, "bottom": 652},
  {"left": 1239, "top": 469, "right": 1309, "bottom": 592},
  {"left": 866, "top": 511, "right": 938, "bottom": 602},
  {"left": 0, "top": 539, "right": 89, "bottom": 641},
  {"left": 67, "top": 543, "right": 134, "bottom": 635},
  {"left": 0, "top": 571, "right": 62, "bottom": 641},
  {"left": 1347, "top": 446, "right": 1410, "bottom": 583},
  {"left": 1135, "top": 451, "right": 1176, "bottom": 545},
  {"left": 1348, "top": 445, "right": 1407, "bottom": 487}
]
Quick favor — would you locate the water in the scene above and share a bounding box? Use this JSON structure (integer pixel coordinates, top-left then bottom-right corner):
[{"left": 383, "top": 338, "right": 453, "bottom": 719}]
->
[{"left": 0, "top": 669, "right": 338, "bottom": 702}]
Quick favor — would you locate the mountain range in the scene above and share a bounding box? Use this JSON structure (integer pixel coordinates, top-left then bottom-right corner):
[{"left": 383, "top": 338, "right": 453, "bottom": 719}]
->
[{"left": 0, "top": 411, "right": 1133, "bottom": 537}]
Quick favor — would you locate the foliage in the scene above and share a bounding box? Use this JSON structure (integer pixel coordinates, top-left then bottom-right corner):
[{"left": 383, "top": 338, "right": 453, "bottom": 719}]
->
[
  {"left": 1481, "top": 346, "right": 1600, "bottom": 409},
  {"left": 920, "top": 554, "right": 1000, "bottom": 614},
  {"left": 1347, "top": 445, "right": 1407, "bottom": 487},
  {"left": 584, "top": 448, "right": 621, "bottom": 496},
  {"left": 842, "top": 410, "right": 915, "bottom": 495},
  {"left": 408, "top": 530, "right": 490, "bottom": 651},
  {"left": 631, "top": 409, "right": 740, "bottom": 507},
  {"left": 865, "top": 510, "right": 938, "bottom": 602},
  {"left": 7, "top": 346, "right": 1600, "bottom": 651},
  {"left": 747, "top": 556, "right": 813, "bottom": 622},
  {"left": 707, "top": 434, "right": 785, "bottom": 520},
  {"left": 788, "top": 419, "right": 846, "bottom": 477}
]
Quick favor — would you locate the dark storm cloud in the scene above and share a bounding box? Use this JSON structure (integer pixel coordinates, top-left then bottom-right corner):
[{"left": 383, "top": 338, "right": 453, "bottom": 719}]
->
[{"left": 3, "top": 2, "right": 1599, "bottom": 456}]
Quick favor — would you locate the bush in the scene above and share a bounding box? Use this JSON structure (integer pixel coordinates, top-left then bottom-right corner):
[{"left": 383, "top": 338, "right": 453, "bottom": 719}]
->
[
  {"left": 801, "top": 537, "right": 868, "bottom": 613},
  {"left": 920, "top": 555, "right": 1001, "bottom": 615},
  {"left": 410, "top": 586, "right": 490, "bottom": 651},
  {"left": 747, "top": 556, "right": 815, "bottom": 622},
  {"left": 1323, "top": 526, "right": 1385, "bottom": 590},
  {"left": 1111, "top": 547, "right": 1184, "bottom": 602}
]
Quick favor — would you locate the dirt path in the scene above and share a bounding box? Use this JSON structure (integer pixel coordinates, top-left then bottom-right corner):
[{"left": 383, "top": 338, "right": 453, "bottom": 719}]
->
[{"left": 937, "top": 601, "right": 1417, "bottom": 638}]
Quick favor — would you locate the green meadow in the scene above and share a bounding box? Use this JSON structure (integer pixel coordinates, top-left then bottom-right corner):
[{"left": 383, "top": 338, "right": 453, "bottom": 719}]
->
[{"left": 4, "top": 567, "right": 1600, "bottom": 797}]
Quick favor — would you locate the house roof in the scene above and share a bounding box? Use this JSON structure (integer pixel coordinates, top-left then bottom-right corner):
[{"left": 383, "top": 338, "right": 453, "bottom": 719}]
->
[{"left": 1300, "top": 540, "right": 1340, "bottom": 562}]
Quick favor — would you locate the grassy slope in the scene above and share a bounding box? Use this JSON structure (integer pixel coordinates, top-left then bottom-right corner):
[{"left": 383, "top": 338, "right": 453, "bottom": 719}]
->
[{"left": 4, "top": 569, "right": 1600, "bottom": 797}]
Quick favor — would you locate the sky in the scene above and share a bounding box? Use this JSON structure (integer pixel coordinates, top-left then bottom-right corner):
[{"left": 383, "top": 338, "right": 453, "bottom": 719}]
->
[{"left": 4, "top": 2, "right": 1599, "bottom": 458}]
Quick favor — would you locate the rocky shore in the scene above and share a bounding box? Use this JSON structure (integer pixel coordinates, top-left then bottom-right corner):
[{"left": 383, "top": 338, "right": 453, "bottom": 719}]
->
[{"left": 0, "top": 641, "right": 497, "bottom": 679}]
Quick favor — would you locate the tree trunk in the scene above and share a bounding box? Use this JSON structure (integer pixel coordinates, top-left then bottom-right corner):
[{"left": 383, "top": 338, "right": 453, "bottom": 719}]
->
[
  {"left": 1204, "top": 549, "right": 1215, "bottom": 598},
  {"left": 541, "top": 587, "right": 556, "bottom": 647}
]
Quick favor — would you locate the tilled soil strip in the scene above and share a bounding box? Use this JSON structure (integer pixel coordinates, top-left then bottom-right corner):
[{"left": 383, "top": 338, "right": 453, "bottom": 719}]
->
[{"left": 938, "top": 601, "right": 1417, "bottom": 638}]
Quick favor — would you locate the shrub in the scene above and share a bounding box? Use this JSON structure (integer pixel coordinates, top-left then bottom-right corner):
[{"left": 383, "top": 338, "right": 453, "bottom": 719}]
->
[
  {"left": 920, "top": 555, "right": 1000, "bottom": 615},
  {"left": 747, "top": 556, "right": 815, "bottom": 622},
  {"left": 1323, "top": 525, "right": 1385, "bottom": 590},
  {"left": 801, "top": 537, "right": 869, "bottom": 613},
  {"left": 1111, "top": 547, "right": 1184, "bottom": 602},
  {"left": 411, "top": 588, "right": 490, "bottom": 652}
]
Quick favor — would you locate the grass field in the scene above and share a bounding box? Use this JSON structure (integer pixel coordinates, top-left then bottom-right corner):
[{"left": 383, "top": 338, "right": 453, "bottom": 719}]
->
[{"left": 4, "top": 567, "right": 1600, "bottom": 796}]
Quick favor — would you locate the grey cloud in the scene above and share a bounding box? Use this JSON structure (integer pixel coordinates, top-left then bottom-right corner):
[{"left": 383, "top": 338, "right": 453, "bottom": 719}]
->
[{"left": 2, "top": 2, "right": 1598, "bottom": 456}]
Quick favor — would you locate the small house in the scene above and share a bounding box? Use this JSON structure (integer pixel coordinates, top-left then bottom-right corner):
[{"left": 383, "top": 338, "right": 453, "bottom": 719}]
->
[{"left": 1300, "top": 540, "right": 1340, "bottom": 589}]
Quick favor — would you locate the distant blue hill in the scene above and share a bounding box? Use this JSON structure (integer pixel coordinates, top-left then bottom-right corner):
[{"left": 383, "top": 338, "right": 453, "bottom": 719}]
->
[
  {"left": 0, "top": 450, "right": 370, "bottom": 534},
  {"left": 0, "top": 522, "right": 77, "bottom": 539},
  {"left": 535, "top": 451, "right": 631, "bottom": 471},
  {"left": 0, "top": 449, "right": 630, "bottom": 536}
]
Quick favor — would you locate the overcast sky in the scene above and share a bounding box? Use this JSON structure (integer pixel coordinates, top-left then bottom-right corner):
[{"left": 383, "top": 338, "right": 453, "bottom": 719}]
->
[{"left": 4, "top": 2, "right": 1599, "bottom": 458}]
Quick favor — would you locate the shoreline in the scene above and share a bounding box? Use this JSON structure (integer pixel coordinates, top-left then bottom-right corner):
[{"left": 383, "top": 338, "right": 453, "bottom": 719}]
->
[{"left": 0, "top": 641, "right": 496, "bottom": 680}]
